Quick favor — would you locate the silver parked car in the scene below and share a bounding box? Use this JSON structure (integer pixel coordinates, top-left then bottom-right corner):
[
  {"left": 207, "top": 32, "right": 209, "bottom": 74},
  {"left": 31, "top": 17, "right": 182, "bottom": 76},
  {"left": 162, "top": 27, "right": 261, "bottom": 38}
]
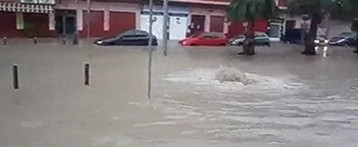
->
[{"left": 228, "top": 32, "right": 271, "bottom": 46}]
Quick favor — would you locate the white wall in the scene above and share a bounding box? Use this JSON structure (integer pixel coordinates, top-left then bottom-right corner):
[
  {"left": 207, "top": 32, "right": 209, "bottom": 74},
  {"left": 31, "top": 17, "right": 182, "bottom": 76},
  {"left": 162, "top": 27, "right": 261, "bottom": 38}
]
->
[
  {"left": 140, "top": 14, "right": 189, "bottom": 40},
  {"left": 169, "top": 15, "right": 188, "bottom": 40},
  {"left": 140, "top": 14, "right": 164, "bottom": 39}
]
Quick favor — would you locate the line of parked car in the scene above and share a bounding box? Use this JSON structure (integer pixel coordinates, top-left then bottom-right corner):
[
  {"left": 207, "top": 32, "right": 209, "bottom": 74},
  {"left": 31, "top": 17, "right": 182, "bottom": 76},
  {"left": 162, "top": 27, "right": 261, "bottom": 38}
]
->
[
  {"left": 94, "top": 29, "right": 357, "bottom": 48},
  {"left": 95, "top": 30, "right": 158, "bottom": 46},
  {"left": 321, "top": 32, "right": 357, "bottom": 46},
  {"left": 179, "top": 32, "right": 271, "bottom": 46},
  {"left": 94, "top": 29, "right": 271, "bottom": 47},
  {"left": 312, "top": 32, "right": 357, "bottom": 47},
  {"left": 284, "top": 29, "right": 357, "bottom": 47}
]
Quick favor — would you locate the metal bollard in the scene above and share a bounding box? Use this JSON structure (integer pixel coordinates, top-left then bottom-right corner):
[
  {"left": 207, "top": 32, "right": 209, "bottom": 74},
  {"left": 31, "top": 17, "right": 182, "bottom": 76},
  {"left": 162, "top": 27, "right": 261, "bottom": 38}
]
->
[
  {"left": 12, "top": 64, "right": 19, "bottom": 90},
  {"left": 84, "top": 63, "right": 90, "bottom": 86},
  {"left": 3, "top": 37, "right": 7, "bottom": 45},
  {"left": 73, "top": 33, "right": 79, "bottom": 45},
  {"left": 33, "top": 37, "right": 37, "bottom": 45},
  {"left": 62, "top": 37, "right": 66, "bottom": 45}
]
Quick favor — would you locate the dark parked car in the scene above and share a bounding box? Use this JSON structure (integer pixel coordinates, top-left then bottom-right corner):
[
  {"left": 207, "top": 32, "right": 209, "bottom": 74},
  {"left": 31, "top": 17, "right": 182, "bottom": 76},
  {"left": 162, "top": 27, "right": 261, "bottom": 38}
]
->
[
  {"left": 228, "top": 32, "right": 271, "bottom": 46},
  {"left": 95, "top": 30, "right": 158, "bottom": 46},
  {"left": 329, "top": 32, "right": 357, "bottom": 46}
]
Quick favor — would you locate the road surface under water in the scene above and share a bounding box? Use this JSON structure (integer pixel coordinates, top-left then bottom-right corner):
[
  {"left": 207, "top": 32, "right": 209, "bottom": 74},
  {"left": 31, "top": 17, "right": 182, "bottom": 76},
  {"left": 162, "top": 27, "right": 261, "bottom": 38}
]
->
[{"left": 0, "top": 40, "right": 357, "bottom": 147}]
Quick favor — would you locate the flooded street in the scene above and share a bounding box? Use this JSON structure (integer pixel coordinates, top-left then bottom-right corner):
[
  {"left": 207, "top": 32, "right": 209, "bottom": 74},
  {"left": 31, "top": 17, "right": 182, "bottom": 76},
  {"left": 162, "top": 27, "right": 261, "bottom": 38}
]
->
[{"left": 0, "top": 40, "right": 358, "bottom": 147}]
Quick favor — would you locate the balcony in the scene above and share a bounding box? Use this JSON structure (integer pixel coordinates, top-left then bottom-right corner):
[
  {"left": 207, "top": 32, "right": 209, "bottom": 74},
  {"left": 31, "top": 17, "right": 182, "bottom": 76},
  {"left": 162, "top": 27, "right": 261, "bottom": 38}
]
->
[{"left": 20, "top": 0, "right": 55, "bottom": 5}]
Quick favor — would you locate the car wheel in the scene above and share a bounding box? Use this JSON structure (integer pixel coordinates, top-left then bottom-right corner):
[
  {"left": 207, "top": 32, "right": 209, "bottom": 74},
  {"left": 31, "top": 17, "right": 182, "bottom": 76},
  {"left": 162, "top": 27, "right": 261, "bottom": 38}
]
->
[
  {"left": 345, "top": 42, "right": 350, "bottom": 47},
  {"left": 191, "top": 44, "right": 197, "bottom": 46},
  {"left": 266, "top": 43, "right": 271, "bottom": 47}
]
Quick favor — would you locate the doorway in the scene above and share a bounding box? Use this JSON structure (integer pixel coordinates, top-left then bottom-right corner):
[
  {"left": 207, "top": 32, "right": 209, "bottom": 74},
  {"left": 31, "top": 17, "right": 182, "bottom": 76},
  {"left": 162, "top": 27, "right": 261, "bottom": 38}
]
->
[
  {"left": 64, "top": 16, "right": 76, "bottom": 36},
  {"left": 189, "top": 15, "right": 205, "bottom": 36},
  {"left": 55, "top": 10, "right": 77, "bottom": 37}
]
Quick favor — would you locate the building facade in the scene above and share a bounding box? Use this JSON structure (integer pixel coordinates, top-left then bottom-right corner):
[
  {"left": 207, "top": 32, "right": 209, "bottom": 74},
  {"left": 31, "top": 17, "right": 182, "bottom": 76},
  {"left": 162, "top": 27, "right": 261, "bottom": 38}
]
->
[
  {"left": 55, "top": 0, "right": 141, "bottom": 38},
  {"left": 0, "top": 0, "right": 289, "bottom": 39},
  {"left": 0, "top": 0, "right": 56, "bottom": 37}
]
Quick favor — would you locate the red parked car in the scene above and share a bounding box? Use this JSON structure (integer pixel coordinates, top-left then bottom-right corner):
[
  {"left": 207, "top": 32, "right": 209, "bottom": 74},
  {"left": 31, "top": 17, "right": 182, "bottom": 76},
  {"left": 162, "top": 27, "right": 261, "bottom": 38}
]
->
[{"left": 179, "top": 32, "right": 228, "bottom": 46}]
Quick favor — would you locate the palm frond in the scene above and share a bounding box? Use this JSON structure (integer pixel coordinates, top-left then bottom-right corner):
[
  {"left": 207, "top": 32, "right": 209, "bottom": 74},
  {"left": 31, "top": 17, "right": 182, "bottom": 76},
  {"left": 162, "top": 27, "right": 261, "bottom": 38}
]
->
[{"left": 227, "top": 0, "right": 277, "bottom": 21}]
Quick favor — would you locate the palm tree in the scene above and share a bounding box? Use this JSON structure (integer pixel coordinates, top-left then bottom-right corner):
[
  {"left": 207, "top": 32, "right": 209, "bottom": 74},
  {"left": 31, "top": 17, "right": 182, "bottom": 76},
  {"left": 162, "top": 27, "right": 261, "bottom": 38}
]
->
[
  {"left": 350, "top": 0, "right": 358, "bottom": 54},
  {"left": 288, "top": 0, "right": 358, "bottom": 55},
  {"left": 227, "top": 0, "right": 276, "bottom": 56},
  {"left": 288, "top": 0, "right": 332, "bottom": 55},
  {"left": 353, "top": 19, "right": 358, "bottom": 54}
]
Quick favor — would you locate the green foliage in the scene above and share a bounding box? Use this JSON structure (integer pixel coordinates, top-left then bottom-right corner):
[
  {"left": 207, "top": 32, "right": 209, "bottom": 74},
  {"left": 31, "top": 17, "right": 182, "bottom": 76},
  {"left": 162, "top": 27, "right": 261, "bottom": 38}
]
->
[
  {"left": 348, "top": 0, "right": 358, "bottom": 17},
  {"left": 288, "top": 0, "right": 358, "bottom": 18},
  {"left": 227, "top": 0, "right": 277, "bottom": 21},
  {"left": 288, "top": 0, "right": 331, "bottom": 14},
  {"left": 352, "top": 19, "right": 358, "bottom": 32}
]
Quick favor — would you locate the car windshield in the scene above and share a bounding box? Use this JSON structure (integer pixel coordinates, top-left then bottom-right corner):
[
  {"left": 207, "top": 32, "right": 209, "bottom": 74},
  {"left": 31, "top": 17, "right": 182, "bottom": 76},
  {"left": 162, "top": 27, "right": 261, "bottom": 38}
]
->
[
  {"left": 234, "top": 35, "right": 245, "bottom": 39},
  {"left": 118, "top": 30, "right": 147, "bottom": 38},
  {"left": 255, "top": 33, "right": 267, "bottom": 38},
  {"left": 332, "top": 36, "right": 346, "bottom": 40},
  {"left": 206, "top": 32, "right": 223, "bottom": 38},
  {"left": 338, "top": 32, "right": 354, "bottom": 37},
  {"left": 190, "top": 33, "right": 202, "bottom": 38},
  {"left": 316, "top": 36, "right": 327, "bottom": 40}
]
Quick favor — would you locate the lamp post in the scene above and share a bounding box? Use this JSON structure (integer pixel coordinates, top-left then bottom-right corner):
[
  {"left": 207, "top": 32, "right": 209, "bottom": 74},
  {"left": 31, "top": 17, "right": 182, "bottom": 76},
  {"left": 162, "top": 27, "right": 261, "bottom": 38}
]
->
[
  {"left": 86, "top": 0, "right": 91, "bottom": 37},
  {"left": 147, "top": 0, "right": 154, "bottom": 99},
  {"left": 163, "top": 0, "right": 169, "bottom": 56}
]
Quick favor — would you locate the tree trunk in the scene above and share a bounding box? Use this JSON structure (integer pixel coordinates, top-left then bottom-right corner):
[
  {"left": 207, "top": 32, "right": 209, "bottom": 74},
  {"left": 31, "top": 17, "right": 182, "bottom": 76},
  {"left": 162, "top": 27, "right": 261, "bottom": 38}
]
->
[
  {"left": 302, "top": 13, "right": 320, "bottom": 55},
  {"left": 239, "top": 21, "right": 255, "bottom": 55}
]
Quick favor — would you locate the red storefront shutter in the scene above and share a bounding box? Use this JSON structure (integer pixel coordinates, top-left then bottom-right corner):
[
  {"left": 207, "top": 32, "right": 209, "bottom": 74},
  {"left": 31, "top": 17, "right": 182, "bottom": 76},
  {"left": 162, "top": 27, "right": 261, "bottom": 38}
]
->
[
  {"left": 80, "top": 10, "right": 104, "bottom": 37},
  {"left": 108, "top": 11, "right": 135, "bottom": 37},
  {"left": 254, "top": 19, "right": 268, "bottom": 33},
  {"left": 210, "top": 16, "right": 224, "bottom": 32}
]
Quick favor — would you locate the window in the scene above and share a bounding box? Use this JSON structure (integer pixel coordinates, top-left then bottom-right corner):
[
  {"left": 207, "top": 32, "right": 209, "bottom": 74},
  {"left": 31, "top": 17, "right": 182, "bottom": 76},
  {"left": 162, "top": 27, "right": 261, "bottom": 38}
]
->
[
  {"left": 202, "top": 35, "right": 212, "bottom": 39},
  {"left": 201, "top": 32, "right": 223, "bottom": 39},
  {"left": 191, "top": 33, "right": 201, "bottom": 38},
  {"left": 122, "top": 35, "right": 137, "bottom": 39}
]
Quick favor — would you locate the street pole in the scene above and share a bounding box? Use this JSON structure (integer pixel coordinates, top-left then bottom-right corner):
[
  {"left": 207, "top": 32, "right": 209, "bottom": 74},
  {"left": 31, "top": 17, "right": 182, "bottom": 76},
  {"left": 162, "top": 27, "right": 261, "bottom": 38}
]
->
[
  {"left": 147, "top": 0, "right": 154, "bottom": 99},
  {"left": 73, "top": 10, "right": 79, "bottom": 45},
  {"left": 162, "top": 0, "right": 169, "bottom": 56},
  {"left": 86, "top": 0, "right": 91, "bottom": 37}
]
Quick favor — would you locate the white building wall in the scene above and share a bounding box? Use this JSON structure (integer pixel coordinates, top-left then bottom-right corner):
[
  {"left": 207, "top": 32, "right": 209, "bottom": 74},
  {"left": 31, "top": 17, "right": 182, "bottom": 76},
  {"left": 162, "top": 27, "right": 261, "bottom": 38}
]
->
[
  {"left": 76, "top": 9, "right": 83, "bottom": 31},
  {"left": 140, "top": 14, "right": 164, "bottom": 39},
  {"left": 204, "top": 14, "right": 210, "bottom": 32},
  {"left": 103, "top": 8, "right": 109, "bottom": 31},
  {"left": 169, "top": 15, "right": 188, "bottom": 40}
]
